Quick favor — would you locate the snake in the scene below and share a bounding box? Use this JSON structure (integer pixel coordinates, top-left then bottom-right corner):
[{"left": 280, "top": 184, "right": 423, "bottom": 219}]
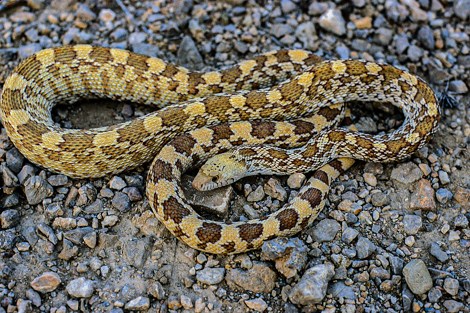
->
[{"left": 0, "top": 45, "right": 440, "bottom": 254}]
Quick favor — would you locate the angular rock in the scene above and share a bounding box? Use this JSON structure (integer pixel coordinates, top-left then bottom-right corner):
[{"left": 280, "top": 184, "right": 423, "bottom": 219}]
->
[
  {"left": 310, "top": 219, "right": 341, "bottom": 242},
  {"left": 30, "top": 272, "right": 61, "bottom": 293},
  {"left": 403, "top": 214, "right": 422, "bottom": 235},
  {"left": 196, "top": 267, "right": 225, "bottom": 285},
  {"left": 403, "top": 259, "right": 433, "bottom": 295},
  {"left": 356, "top": 237, "right": 376, "bottom": 259},
  {"left": 289, "top": 263, "right": 335, "bottom": 305},
  {"left": 226, "top": 262, "right": 276, "bottom": 293},
  {"left": 261, "top": 237, "right": 308, "bottom": 278},
  {"left": 319, "top": 9, "right": 346, "bottom": 36},
  {"left": 66, "top": 277, "right": 95, "bottom": 298}
]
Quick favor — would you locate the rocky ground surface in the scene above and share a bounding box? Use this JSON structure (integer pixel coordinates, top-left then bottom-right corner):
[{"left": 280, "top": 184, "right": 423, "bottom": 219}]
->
[{"left": 0, "top": 0, "right": 469, "bottom": 312}]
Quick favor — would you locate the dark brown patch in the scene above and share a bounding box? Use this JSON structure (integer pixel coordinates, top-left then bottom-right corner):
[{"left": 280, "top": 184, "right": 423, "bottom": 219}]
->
[
  {"left": 90, "top": 47, "right": 113, "bottom": 64},
  {"left": 171, "top": 134, "right": 197, "bottom": 156},
  {"left": 280, "top": 81, "right": 304, "bottom": 102},
  {"left": 221, "top": 67, "right": 242, "bottom": 85},
  {"left": 1, "top": 89, "right": 25, "bottom": 111},
  {"left": 328, "top": 131, "right": 346, "bottom": 142},
  {"left": 172, "top": 225, "right": 188, "bottom": 239},
  {"left": 150, "top": 159, "right": 174, "bottom": 181},
  {"left": 239, "top": 147, "right": 257, "bottom": 157},
  {"left": 204, "top": 96, "right": 233, "bottom": 122},
  {"left": 386, "top": 138, "right": 409, "bottom": 155},
  {"left": 54, "top": 47, "right": 77, "bottom": 64},
  {"left": 161, "top": 64, "right": 179, "bottom": 78},
  {"left": 127, "top": 53, "right": 150, "bottom": 74},
  {"left": 251, "top": 121, "right": 276, "bottom": 138},
  {"left": 114, "top": 65, "right": 126, "bottom": 79},
  {"left": 15, "top": 56, "right": 42, "bottom": 84},
  {"left": 299, "top": 188, "right": 323, "bottom": 208},
  {"left": 312, "top": 170, "right": 329, "bottom": 184},
  {"left": 292, "top": 120, "right": 316, "bottom": 135},
  {"left": 245, "top": 91, "right": 268, "bottom": 110},
  {"left": 292, "top": 159, "right": 309, "bottom": 168},
  {"left": 238, "top": 223, "right": 263, "bottom": 243},
  {"left": 356, "top": 136, "right": 374, "bottom": 150},
  {"left": 212, "top": 124, "right": 233, "bottom": 142},
  {"left": 345, "top": 60, "right": 367, "bottom": 76},
  {"left": 188, "top": 73, "right": 206, "bottom": 95},
  {"left": 329, "top": 159, "right": 345, "bottom": 173},
  {"left": 274, "top": 50, "right": 291, "bottom": 63},
  {"left": 196, "top": 222, "right": 222, "bottom": 244},
  {"left": 269, "top": 149, "right": 289, "bottom": 160},
  {"left": 221, "top": 241, "right": 236, "bottom": 254},
  {"left": 160, "top": 106, "right": 189, "bottom": 128},
  {"left": 360, "top": 74, "right": 378, "bottom": 86},
  {"left": 162, "top": 196, "right": 191, "bottom": 224},
  {"left": 415, "top": 115, "right": 436, "bottom": 136},
  {"left": 380, "top": 64, "right": 402, "bottom": 81},
  {"left": 167, "top": 81, "right": 179, "bottom": 92},
  {"left": 302, "top": 144, "right": 318, "bottom": 158},
  {"left": 117, "top": 119, "right": 146, "bottom": 145},
  {"left": 317, "top": 105, "right": 343, "bottom": 121},
  {"left": 299, "top": 216, "right": 311, "bottom": 229},
  {"left": 276, "top": 209, "right": 299, "bottom": 231}
]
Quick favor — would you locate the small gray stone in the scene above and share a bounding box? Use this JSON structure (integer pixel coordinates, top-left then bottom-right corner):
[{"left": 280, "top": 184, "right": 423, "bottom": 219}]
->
[
  {"left": 295, "top": 22, "right": 316, "bottom": 50},
  {"left": 430, "top": 242, "right": 449, "bottom": 262},
  {"left": 438, "top": 170, "right": 450, "bottom": 185},
  {"left": 177, "top": 36, "right": 204, "bottom": 71},
  {"left": 125, "top": 297, "right": 150, "bottom": 311},
  {"left": 436, "top": 188, "right": 453, "bottom": 203},
  {"left": 390, "top": 163, "right": 422, "bottom": 187},
  {"left": 427, "top": 287, "right": 442, "bottom": 303},
  {"left": 122, "top": 187, "right": 142, "bottom": 202},
  {"left": 132, "top": 43, "right": 159, "bottom": 57},
  {"left": 374, "top": 27, "right": 393, "bottom": 46},
  {"left": 454, "top": 213, "right": 469, "bottom": 228},
  {"left": 280, "top": 0, "right": 296, "bottom": 13},
  {"left": 247, "top": 185, "right": 265, "bottom": 202},
  {"left": 449, "top": 80, "right": 468, "bottom": 93},
  {"left": 417, "top": 26, "right": 435, "bottom": 49},
  {"left": 111, "top": 28, "right": 128, "bottom": 41},
  {"left": 395, "top": 34, "right": 410, "bottom": 54},
  {"left": 443, "top": 300, "right": 464, "bottom": 312},
  {"left": 356, "top": 237, "right": 376, "bottom": 259},
  {"left": 328, "top": 281, "right": 356, "bottom": 300},
  {"left": 226, "top": 262, "right": 276, "bottom": 293},
  {"left": 196, "top": 268, "right": 225, "bottom": 285},
  {"left": 129, "top": 32, "right": 148, "bottom": 45},
  {"left": 148, "top": 282, "right": 165, "bottom": 300},
  {"left": 18, "top": 43, "right": 42, "bottom": 59},
  {"left": 66, "top": 277, "right": 95, "bottom": 298},
  {"left": 319, "top": 9, "right": 346, "bottom": 36},
  {"left": 24, "top": 176, "right": 54, "bottom": 205},
  {"left": 289, "top": 263, "right": 335, "bottom": 305},
  {"left": 261, "top": 237, "right": 307, "bottom": 279},
  {"left": 402, "top": 286, "right": 414, "bottom": 312},
  {"left": 244, "top": 298, "right": 268, "bottom": 312},
  {"left": 26, "top": 289, "right": 41, "bottom": 307},
  {"left": 454, "top": 0, "right": 470, "bottom": 20},
  {"left": 371, "top": 192, "right": 390, "bottom": 207},
  {"left": 402, "top": 259, "right": 433, "bottom": 295},
  {"left": 0, "top": 210, "right": 20, "bottom": 229},
  {"left": 407, "top": 45, "right": 423, "bottom": 62},
  {"left": 264, "top": 178, "right": 287, "bottom": 201},
  {"left": 47, "top": 174, "right": 68, "bottom": 187},
  {"left": 1, "top": 194, "right": 19, "bottom": 208},
  {"left": 77, "top": 3, "right": 96, "bottom": 21},
  {"left": 271, "top": 24, "right": 294, "bottom": 38},
  {"left": 410, "top": 179, "right": 436, "bottom": 211},
  {"left": 403, "top": 215, "right": 422, "bottom": 235},
  {"left": 310, "top": 219, "right": 341, "bottom": 242},
  {"left": 109, "top": 176, "right": 127, "bottom": 190},
  {"left": 443, "top": 277, "right": 459, "bottom": 296},
  {"left": 6, "top": 148, "right": 24, "bottom": 173},
  {"left": 111, "top": 192, "right": 131, "bottom": 212},
  {"left": 341, "top": 227, "right": 359, "bottom": 244},
  {"left": 0, "top": 229, "right": 17, "bottom": 250}
]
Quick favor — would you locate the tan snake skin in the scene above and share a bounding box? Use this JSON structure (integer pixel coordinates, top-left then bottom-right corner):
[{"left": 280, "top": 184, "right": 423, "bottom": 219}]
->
[{"left": 0, "top": 45, "right": 439, "bottom": 254}]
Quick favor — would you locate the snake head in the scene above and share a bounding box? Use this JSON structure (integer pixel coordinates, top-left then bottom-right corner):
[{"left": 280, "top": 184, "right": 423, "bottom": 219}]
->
[{"left": 192, "top": 152, "right": 248, "bottom": 191}]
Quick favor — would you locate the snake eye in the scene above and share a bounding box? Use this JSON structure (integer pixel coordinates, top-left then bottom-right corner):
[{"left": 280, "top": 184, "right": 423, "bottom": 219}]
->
[{"left": 211, "top": 176, "right": 218, "bottom": 183}]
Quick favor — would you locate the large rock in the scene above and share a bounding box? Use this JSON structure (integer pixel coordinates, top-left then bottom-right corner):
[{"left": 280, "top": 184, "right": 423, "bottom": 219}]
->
[
  {"left": 402, "top": 259, "right": 433, "bottom": 295},
  {"left": 289, "top": 263, "right": 335, "bottom": 305}
]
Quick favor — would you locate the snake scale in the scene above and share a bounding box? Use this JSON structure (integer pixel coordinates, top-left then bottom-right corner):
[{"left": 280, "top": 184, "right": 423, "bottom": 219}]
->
[{"left": 0, "top": 45, "right": 439, "bottom": 254}]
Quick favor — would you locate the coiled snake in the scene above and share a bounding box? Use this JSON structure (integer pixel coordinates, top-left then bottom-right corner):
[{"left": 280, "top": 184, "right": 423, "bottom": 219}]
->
[{"left": 0, "top": 45, "right": 439, "bottom": 254}]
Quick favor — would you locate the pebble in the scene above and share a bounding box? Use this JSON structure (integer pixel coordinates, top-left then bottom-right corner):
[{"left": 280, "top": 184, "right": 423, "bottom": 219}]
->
[
  {"left": 244, "top": 298, "right": 268, "bottom": 312},
  {"left": 390, "top": 163, "right": 422, "bottom": 187},
  {"left": 430, "top": 242, "right": 449, "bottom": 262},
  {"left": 30, "top": 272, "right": 61, "bottom": 293},
  {"left": 443, "top": 300, "right": 465, "bottom": 312},
  {"left": 409, "top": 179, "right": 436, "bottom": 211},
  {"left": 66, "top": 277, "right": 95, "bottom": 298},
  {"left": 403, "top": 259, "right": 433, "bottom": 295},
  {"left": 287, "top": 173, "right": 306, "bottom": 189},
  {"left": 435, "top": 188, "right": 453, "bottom": 203},
  {"left": 261, "top": 237, "right": 307, "bottom": 279},
  {"left": 177, "top": 36, "right": 204, "bottom": 70},
  {"left": 310, "top": 219, "right": 341, "bottom": 242},
  {"left": 427, "top": 287, "right": 442, "bottom": 303},
  {"left": 0, "top": 209, "right": 20, "bottom": 229},
  {"left": 196, "top": 267, "right": 225, "bottom": 285},
  {"left": 247, "top": 185, "right": 265, "bottom": 202},
  {"left": 264, "top": 178, "right": 287, "bottom": 201},
  {"left": 109, "top": 176, "right": 127, "bottom": 190},
  {"left": 319, "top": 9, "right": 346, "bottom": 36},
  {"left": 449, "top": 80, "right": 468, "bottom": 93},
  {"left": 356, "top": 237, "right": 376, "bottom": 259},
  {"left": 226, "top": 262, "right": 276, "bottom": 293},
  {"left": 438, "top": 170, "right": 450, "bottom": 185},
  {"left": 403, "top": 215, "right": 422, "bottom": 235},
  {"left": 289, "top": 263, "right": 335, "bottom": 305},
  {"left": 417, "top": 25, "right": 435, "bottom": 49},
  {"left": 111, "top": 192, "right": 131, "bottom": 212},
  {"left": 341, "top": 227, "right": 359, "bottom": 244},
  {"left": 443, "top": 277, "right": 459, "bottom": 296},
  {"left": 371, "top": 191, "right": 390, "bottom": 207},
  {"left": 23, "top": 175, "right": 53, "bottom": 205},
  {"left": 453, "top": 0, "right": 470, "bottom": 20},
  {"left": 77, "top": 3, "right": 96, "bottom": 22},
  {"left": 125, "top": 297, "right": 150, "bottom": 311},
  {"left": 363, "top": 173, "right": 377, "bottom": 186}
]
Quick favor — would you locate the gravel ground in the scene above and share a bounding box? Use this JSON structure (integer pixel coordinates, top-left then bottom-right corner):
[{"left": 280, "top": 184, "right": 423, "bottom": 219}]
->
[{"left": 0, "top": 0, "right": 469, "bottom": 312}]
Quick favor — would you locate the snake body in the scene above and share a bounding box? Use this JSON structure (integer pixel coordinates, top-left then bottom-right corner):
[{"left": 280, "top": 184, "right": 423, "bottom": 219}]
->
[{"left": 0, "top": 45, "right": 439, "bottom": 254}]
